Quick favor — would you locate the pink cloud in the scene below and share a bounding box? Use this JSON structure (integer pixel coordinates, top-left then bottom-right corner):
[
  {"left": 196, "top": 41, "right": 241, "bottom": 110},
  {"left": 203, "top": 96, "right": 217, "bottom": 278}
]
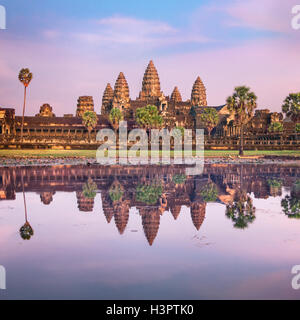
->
[{"left": 223, "top": 0, "right": 296, "bottom": 33}]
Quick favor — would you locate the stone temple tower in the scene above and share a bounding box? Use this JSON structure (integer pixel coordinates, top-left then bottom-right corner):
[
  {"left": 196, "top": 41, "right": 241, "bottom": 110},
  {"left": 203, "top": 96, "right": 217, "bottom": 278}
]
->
[
  {"left": 112, "top": 72, "right": 130, "bottom": 110},
  {"left": 101, "top": 83, "right": 114, "bottom": 115},
  {"left": 170, "top": 86, "right": 182, "bottom": 102},
  {"left": 191, "top": 76, "right": 207, "bottom": 106},
  {"left": 139, "top": 60, "right": 163, "bottom": 100},
  {"left": 76, "top": 96, "right": 94, "bottom": 117}
]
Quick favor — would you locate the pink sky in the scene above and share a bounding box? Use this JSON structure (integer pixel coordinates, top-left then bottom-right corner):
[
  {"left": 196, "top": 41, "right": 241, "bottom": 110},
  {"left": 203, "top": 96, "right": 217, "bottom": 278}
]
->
[{"left": 0, "top": 0, "right": 299, "bottom": 116}]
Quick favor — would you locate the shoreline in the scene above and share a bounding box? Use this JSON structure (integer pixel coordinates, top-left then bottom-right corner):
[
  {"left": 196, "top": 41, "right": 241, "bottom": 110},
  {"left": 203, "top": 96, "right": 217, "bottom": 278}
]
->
[{"left": 0, "top": 154, "right": 299, "bottom": 168}]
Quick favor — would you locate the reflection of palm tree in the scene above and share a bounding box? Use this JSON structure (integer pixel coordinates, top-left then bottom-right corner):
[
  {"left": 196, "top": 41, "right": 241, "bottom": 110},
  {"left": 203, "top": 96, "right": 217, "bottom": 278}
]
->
[
  {"left": 82, "top": 178, "right": 97, "bottom": 199},
  {"left": 136, "top": 182, "right": 163, "bottom": 205},
  {"left": 226, "top": 191, "right": 256, "bottom": 229},
  {"left": 200, "top": 182, "right": 218, "bottom": 202},
  {"left": 109, "top": 179, "right": 124, "bottom": 203},
  {"left": 19, "top": 171, "right": 34, "bottom": 240},
  {"left": 281, "top": 181, "right": 300, "bottom": 219}
]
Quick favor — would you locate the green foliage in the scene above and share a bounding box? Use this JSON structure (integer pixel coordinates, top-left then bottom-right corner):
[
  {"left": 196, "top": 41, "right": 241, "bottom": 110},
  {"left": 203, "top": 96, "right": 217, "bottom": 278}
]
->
[
  {"left": 296, "top": 123, "right": 300, "bottom": 133},
  {"left": 281, "top": 195, "right": 300, "bottom": 219},
  {"left": 226, "top": 195, "right": 256, "bottom": 229},
  {"left": 109, "top": 183, "right": 124, "bottom": 202},
  {"left": 268, "top": 121, "right": 283, "bottom": 133},
  {"left": 226, "top": 86, "right": 257, "bottom": 155},
  {"left": 226, "top": 86, "right": 257, "bottom": 125},
  {"left": 200, "top": 107, "right": 219, "bottom": 135},
  {"left": 172, "top": 126, "right": 184, "bottom": 140},
  {"left": 18, "top": 68, "right": 33, "bottom": 87},
  {"left": 200, "top": 182, "right": 218, "bottom": 202},
  {"left": 172, "top": 174, "right": 186, "bottom": 185},
  {"left": 82, "top": 111, "right": 97, "bottom": 131},
  {"left": 82, "top": 178, "right": 97, "bottom": 199},
  {"left": 109, "top": 108, "right": 123, "bottom": 129},
  {"left": 267, "top": 179, "right": 282, "bottom": 188},
  {"left": 282, "top": 93, "right": 300, "bottom": 121},
  {"left": 136, "top": 183, "right": 163, "bottom": 205},
  {"left": 19, "top": 222, "right": 34, "bottom": 240},
  {"left": 135, "top": 105, "right": 163, "bottom": 129}
]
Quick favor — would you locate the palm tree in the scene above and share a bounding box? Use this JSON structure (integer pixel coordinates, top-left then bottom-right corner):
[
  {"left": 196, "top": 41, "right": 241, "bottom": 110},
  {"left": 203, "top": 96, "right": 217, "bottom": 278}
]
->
[
  {"left": 82, "top": 111, "right": 97, "bottom": 142},
  {"left": 18, "top": 68, "right": 33, "bottom": 141},
  {"left": 109, "top": 108, "right": 123, "bottom": 131},
  {"left": 282, "top": 93, "right": 300, "bottom": 122},
  {"left": 135, "top": 105, "right": 163, "bottom": 131},
  {"left": 226, "top": 86, "right": 257, "bottom": 156},
  {"left": 268, "top": 121, "right": 283, "bottom": 133},
  {"left": 200, "top": 107, "right": 219, "bottom": 137}
]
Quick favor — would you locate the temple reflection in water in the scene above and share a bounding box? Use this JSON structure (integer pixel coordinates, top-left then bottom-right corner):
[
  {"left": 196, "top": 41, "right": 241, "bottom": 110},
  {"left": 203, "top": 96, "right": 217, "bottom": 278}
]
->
[{"left": 0, "top": 163, "right": 299, "bottom": 245}]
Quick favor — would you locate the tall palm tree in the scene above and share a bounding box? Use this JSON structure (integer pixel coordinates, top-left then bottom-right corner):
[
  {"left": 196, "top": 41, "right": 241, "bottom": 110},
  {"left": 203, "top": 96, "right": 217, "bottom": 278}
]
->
[
  {"left": 18, "top": 68, "right": 33, "bottom": 141},
  {"left": 226, "top": 86, "right": 257, "bottom": 156},
  {"left": 282, "top": 93, "right": 300, "bottom": 122},
  {"left": 82, "top": 111, "right": 97, "bottom": 142},
  {"left": 109, "top": 107, "right": 123, "bottom": 131}
]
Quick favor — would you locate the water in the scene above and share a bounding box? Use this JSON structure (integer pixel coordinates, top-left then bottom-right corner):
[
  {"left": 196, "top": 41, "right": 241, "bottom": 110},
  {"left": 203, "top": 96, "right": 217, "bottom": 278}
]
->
[{"left": 0, "top": 163, "right": 299, "bottom": 300}]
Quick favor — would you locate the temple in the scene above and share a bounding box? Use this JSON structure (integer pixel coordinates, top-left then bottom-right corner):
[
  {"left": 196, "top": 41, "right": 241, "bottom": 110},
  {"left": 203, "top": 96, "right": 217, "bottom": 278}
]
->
[{"left": 0, "top": 60, "right": 299, "bottom": 149}]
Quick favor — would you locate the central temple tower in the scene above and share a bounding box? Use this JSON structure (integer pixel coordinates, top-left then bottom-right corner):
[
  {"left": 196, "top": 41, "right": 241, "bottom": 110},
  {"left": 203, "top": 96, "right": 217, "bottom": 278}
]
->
[{"left": 139, "top": 60, "right": 163, "bottom": 100}]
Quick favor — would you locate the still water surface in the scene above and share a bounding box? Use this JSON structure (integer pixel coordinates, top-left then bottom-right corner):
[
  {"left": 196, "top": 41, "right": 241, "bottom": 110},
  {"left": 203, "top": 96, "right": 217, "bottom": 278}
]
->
[{"left": 0, "top": 163, "right": 300, "bottom": 299}]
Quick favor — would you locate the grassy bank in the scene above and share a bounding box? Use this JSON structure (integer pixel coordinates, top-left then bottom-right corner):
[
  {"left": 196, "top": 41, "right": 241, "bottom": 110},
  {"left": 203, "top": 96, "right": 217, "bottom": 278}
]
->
[{"left": 0, "top": 149, "right": 299, "bottom": 158}]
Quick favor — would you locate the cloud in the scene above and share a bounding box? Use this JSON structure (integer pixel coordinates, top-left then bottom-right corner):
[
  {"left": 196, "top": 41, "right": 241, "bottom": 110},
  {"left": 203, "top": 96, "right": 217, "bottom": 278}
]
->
[
  {"left": 222, "top": 0, "right": 296, "bottom": 33},
  {"left": 73, "top": 15, "right": 209, "bottom": 48}
]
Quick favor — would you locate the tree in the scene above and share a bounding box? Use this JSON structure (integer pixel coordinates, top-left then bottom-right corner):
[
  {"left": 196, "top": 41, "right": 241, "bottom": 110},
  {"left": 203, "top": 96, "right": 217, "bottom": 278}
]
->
[
  {"left": 268, "top": 121, "right": 283, "bottom": 133},
  {"left": 109, "top": 108, "right": 123, "bottom": 131},
  {"left": 109, "top": 180, "right": 124, "bottom": 202},
  {"left": 295, "top": 123, "right": 300, "bottom": 133},
  {"left": 82, "top": 178, "right": 97, "bottom": 199},
  {"left": 136, "top": 183, "right": 163, "bottom": 205},
  {"left": 19, "top": 171, "right": 34, "bottom": 240},
  {"left": 282, "top": 93, "right": 300, "bottom": 121},
  {"left": 18, "top": 68, "right": 33, "bottom": 141},
  {"left": 281, "top": 180, "right": 300, "bottom": 219},
  {"left": 200, "top": 182, "right": 218, "bottom": 202},
  {"left": 200, "top": 107, "right": 219, "bottom": 137},
  {"left": 135, "top": 105, "right": 163, "bottom": 130},
  {"left": 82, "top": 111, "right": 97, "bottom": 142},
  {"left": 172, "top": 174, "right": 186, "bottom": 185},
  {"left": 226, "top": 86, "right": 257, "bottom": 156},
  {"left": 226, "top": 191, "right": 256, "bottom": 229}
]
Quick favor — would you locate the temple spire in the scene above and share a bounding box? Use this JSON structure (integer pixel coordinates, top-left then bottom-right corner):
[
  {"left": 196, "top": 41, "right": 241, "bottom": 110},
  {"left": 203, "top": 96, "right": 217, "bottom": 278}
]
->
[
  {"left": 112, "top": 72, "right": 130, "bottom": 110},
  {"left": 170, "top": 86, "right": 182, "bottom": 102},
  {"left": 139, "top": 60, "right": 162, "bottom": 100},
  {"left": 101, "top": 83, "right": 114, "bottom": 114},
  {"left": 191, "top": 76, "right": 207, "bottom": 106}
]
